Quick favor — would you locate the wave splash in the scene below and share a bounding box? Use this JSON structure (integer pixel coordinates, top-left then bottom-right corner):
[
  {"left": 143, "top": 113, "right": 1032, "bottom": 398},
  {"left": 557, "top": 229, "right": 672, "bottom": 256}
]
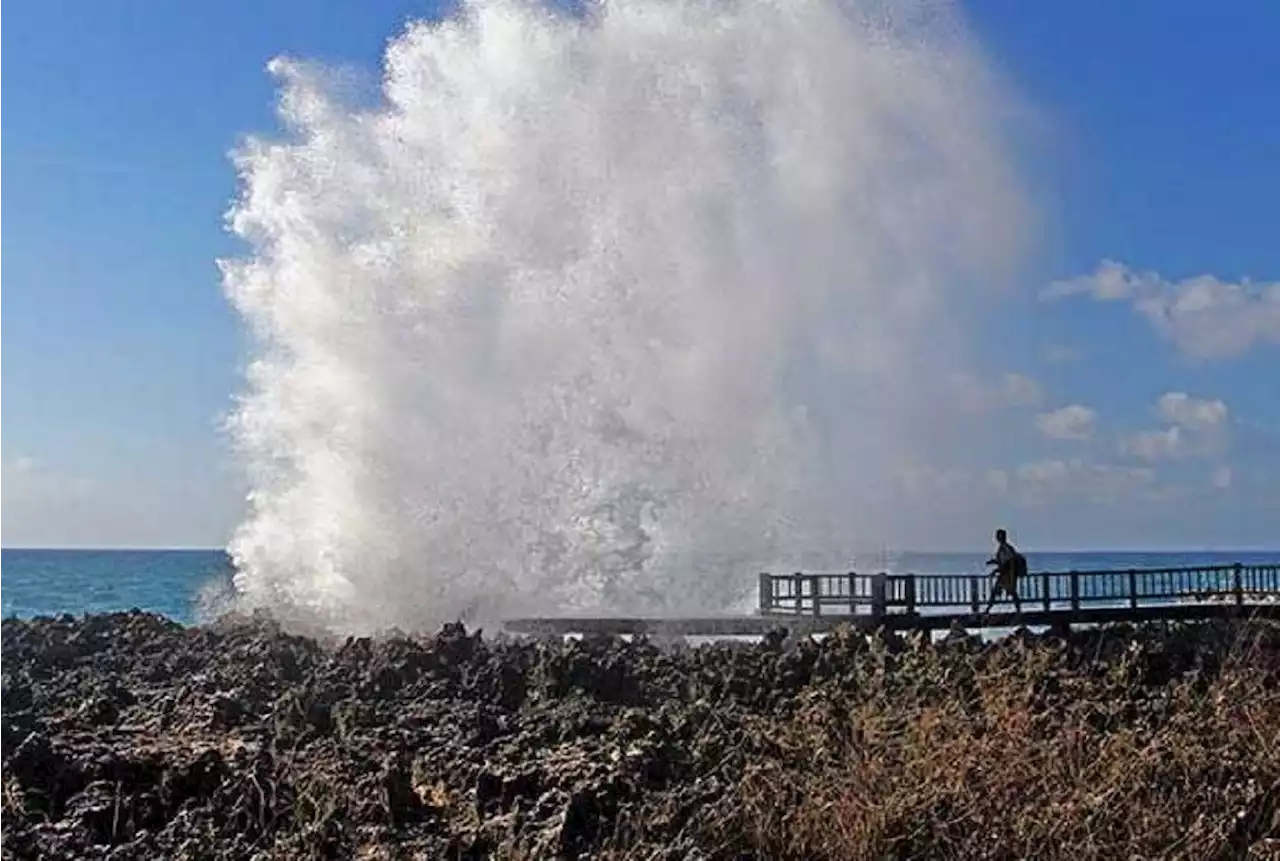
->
[{"left": 221, "top": 0, "right": 1028, "bottom": 633}]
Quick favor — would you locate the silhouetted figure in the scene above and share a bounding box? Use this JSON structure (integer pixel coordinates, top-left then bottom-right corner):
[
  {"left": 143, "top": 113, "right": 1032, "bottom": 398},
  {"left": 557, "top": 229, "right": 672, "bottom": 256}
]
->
[{"left": 983, "top": 528, "right": 1026, "bottom": 614}]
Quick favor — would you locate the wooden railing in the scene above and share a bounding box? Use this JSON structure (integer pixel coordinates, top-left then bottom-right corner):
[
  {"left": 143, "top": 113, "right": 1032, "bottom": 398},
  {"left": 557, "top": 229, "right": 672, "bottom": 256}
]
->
[{"left": 758, "top": 563, "right": 1280, "bottom": 618}]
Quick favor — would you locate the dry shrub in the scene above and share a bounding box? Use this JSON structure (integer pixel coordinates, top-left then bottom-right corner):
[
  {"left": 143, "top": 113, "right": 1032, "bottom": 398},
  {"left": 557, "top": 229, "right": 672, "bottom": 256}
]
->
[{"left": 736, "top": 627, "right": 1280, "bottom": 860}]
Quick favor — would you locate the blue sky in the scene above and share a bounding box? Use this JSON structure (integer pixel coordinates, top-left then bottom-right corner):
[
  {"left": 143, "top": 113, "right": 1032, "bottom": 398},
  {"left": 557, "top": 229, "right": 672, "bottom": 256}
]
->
[{"left": 3, "top": 0, "right": 1278, "bottom": 549}]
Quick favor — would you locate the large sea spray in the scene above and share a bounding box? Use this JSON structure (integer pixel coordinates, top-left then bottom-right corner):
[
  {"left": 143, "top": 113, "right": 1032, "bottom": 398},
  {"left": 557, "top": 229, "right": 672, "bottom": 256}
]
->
[{"left": 221, "top": 0, "right": 1030, "bottom": 633}]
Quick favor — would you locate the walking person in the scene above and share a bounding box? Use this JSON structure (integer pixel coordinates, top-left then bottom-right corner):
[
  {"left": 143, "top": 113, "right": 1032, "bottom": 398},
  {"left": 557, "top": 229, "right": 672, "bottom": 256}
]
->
[{"left": 983, "top": 528, "right": 1026, "bottom": 614}]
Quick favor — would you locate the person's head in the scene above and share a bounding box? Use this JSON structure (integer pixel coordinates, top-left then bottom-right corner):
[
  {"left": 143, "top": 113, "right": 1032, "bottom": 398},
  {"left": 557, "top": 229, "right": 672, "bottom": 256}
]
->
[{"left": 995, "top": 528, "right": 1007, "bottom": 543}]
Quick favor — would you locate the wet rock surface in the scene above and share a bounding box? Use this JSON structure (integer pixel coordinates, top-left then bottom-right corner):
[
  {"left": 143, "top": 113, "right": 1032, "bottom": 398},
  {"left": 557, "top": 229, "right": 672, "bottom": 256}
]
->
[{"left": 3, "top": 612, "right": 1279, "bottom": 859}]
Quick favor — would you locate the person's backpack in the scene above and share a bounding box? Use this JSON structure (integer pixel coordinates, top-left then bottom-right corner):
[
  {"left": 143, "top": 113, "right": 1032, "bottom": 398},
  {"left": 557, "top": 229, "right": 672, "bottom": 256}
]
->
[{"left": 1012, "top": 551, "right": 1028, "bottom": 580}]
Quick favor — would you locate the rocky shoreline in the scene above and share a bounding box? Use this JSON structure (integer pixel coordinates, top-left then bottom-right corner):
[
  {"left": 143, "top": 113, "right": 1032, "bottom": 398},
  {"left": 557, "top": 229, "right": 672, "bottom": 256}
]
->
[
  {"left": 4, "top": 611, "right": 1279, "bottom": 860},
  {"left": 1181, "top": 590, "right": 1280, "bottom": 606}
]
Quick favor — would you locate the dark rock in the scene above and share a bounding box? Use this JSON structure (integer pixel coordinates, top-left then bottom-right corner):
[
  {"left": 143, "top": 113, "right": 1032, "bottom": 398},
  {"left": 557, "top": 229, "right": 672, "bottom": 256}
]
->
[{"left": 3, "top": 611, "right": 1278, "bottom": 860}]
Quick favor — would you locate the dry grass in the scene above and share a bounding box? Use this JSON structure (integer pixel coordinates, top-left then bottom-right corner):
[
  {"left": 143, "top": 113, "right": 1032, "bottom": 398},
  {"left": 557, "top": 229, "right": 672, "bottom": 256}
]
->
[
  {"left": 731, "top": 628, "right": 1280, "bottom": 860},
  {"left": 7, "top": 613, "right": 1279, "bottom": 859}
]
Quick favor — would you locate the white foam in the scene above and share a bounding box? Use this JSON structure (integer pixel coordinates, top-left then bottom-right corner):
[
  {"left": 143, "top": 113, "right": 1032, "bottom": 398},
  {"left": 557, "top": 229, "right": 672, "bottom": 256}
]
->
[{"left": 221, "top": 0, "right": 1029, "bottom": 634}]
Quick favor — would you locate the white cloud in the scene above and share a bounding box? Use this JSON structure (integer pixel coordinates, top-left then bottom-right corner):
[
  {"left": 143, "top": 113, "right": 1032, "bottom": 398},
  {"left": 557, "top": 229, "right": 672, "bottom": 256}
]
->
[
  {"left": 4, "top": 456, "right": 39, "bottom": 479},
  {"left": 983, "top": 455, "right": 1167, "bottom": 504},
  {"left": 949, "top": 371, "right": 1043, "bottom": 412},
  {"left": 1043, "top": 260, "right": 1280, "bottom": 359},
  {"left": 1010, "top": 457, "right": 1160, "bottom": 503},
  {"left": 1043, "top": 259, "right": 1148, "bottom": 301},
  {"left": 1156, "top": 391, "right": 1228, "bottom": 430},
  {"left": 2, "top": 456, "right": 93, "bottom": 503},
  {"left": 1122, "top": 426, "right": 1184, "bottom": 461},
  {"left": 1121, "top": 392, "right": 1229, "bottom": 461},
  {"left": 2, "top": 454, "right": 244, "bottom": 548},
  {"left": 1, "top": 452, "right": 42, "bottom": 501},
  {"left": 1035, "top": 404, "right": 1096, "bottom": 441}
]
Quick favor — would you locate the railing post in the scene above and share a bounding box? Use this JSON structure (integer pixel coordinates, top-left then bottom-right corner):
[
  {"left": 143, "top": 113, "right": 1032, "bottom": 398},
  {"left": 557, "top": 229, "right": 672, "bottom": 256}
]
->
[
  {"left": 905, "top": 574, "right": 917, "bottom": 616},
  {"left": 1042, "top": 571, "right": 1051, "bottom": 613},
  {"left": 871, "top": 572, "right": 886, "bottom": 622},
  {"left": 1233, "top": 563, "right": 1244, "bottom": 606},
  {"left": 794, "top": 572, "right": 804, "bottom": 615},
  {"left": 1069, "top": 570, "right": 1079, "bottom": 612},
  {"left": 969, "top": 577, "right": 979, "bottom": 615},
  {"left": 758, "top": 572, "right": 771, "bottom": 615},
  {"left": 1128, "top": 569, "right": 1138, "bottom": 609},
  {"left": 813, "top": 575, "right": 822, "bottom": 618}
]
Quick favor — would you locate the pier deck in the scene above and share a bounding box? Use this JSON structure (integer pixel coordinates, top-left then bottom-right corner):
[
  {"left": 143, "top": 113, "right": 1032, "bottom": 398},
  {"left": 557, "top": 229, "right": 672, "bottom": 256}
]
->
[{"left": 502, "top": 562, "right": 1280, "bottom": 636}]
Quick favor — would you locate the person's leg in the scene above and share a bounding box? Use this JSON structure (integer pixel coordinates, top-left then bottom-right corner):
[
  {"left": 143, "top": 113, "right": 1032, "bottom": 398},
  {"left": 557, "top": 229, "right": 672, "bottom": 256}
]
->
[
  {"left": 1000, "top": 574, "right": 1020, "bottom": 613},
  {"left": 984, "top": 579, "right": 1004, "bottom": 614}
]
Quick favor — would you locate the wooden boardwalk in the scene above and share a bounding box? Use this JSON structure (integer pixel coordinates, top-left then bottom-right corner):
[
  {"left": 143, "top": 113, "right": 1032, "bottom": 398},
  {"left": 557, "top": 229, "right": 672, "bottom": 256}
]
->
[{"left": 502, "top": 562, "right": 1280, "bottom": 636}]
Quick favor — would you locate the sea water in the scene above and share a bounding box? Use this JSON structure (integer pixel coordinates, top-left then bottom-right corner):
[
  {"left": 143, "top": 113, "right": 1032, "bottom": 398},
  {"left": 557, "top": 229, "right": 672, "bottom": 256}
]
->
[
  {"left": 4, "top": 548, "right": 1276, "bottom": 627},
  {"left": 1, "top": 549, "right": 233, "bottom": 625}
]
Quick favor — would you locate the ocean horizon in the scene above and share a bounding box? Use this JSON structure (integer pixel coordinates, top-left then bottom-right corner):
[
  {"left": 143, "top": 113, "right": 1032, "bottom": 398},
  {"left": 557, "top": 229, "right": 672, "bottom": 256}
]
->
[{"left": 4, "top": 546, "right": 1278, "bottom": 626}]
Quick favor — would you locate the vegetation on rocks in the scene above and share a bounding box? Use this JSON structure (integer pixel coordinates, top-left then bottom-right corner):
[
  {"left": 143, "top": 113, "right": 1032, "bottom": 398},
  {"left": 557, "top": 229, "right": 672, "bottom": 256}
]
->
[{"left": 3, "top": 611, "right": 1278, "bottom": 859}]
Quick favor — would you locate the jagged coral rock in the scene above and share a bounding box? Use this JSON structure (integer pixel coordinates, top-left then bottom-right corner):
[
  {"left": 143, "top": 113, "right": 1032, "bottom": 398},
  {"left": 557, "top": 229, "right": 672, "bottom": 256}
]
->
[{"left": 3, "top": 612, "right": 1278, "bottom": 860}]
